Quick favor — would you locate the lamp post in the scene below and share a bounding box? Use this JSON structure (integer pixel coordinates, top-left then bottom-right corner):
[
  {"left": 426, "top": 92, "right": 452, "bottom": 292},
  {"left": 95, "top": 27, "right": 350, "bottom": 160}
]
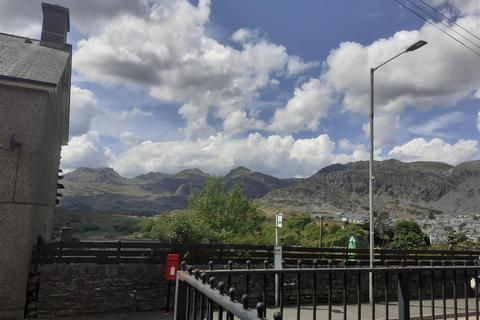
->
[{"left": 368, "top": 40, "right": 427, "bottom": 306}]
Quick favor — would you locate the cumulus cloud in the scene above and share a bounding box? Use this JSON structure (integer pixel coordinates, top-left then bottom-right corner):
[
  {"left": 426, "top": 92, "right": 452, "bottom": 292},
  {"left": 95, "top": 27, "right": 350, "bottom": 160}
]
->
[
  {"left": 69, "top": 86, "right": 97, "bottom": 137},
  {"left": 477, "top": 111, "right": 480, "bottom": 131},
  {"left": 269, "top": 78, "right": 333, "bottom": 133},
  {"left": 362, "top": 113, "right": 401, "bottom": 148},
  {"left": 429, "top": 0, "right": 480, "bottom": 16},
  {"left": 408, "top": 111, "right": 465, "bottom": 137},
  {"left": 118, "top": 107, "right": 153, "bottom": 120},
  {"left": 120, "top": 131, "right": 141, "bottom": 146},
  {"left": 73, "top": 0, "right": 316, "bottom": 138},
  {"left": 324, "top": 21, "right": 480, "bottom": 115},
  {"left": 110, "top": 133, "right": 369, "bottom": 178},
  {"left": 321, "top": 8, "right": 480, "bottom": 145},
  {"left": 388, "top": 137, "right": 478, "bottom": 164},
  {"left": 61, "top": 132, "right": 114, "bottom": 170}
]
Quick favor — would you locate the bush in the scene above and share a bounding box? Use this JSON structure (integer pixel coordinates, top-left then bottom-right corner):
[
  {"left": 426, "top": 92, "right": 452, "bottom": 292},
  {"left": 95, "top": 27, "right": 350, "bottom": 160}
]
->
[{"left": 390, "top": 219, "right": 428, "bottom": 250}]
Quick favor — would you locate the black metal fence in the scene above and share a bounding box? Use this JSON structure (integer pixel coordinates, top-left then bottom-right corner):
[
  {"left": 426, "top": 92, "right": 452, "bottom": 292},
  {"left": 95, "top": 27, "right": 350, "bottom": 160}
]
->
[{"left": 174, "top": 260, "right": 480, "bottom": 320}]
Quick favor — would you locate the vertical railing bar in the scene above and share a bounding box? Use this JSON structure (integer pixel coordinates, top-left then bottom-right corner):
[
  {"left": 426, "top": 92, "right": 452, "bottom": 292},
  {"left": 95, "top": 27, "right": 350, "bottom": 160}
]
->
[
  {"left": 208, "top": 299, "right": 214, "bottom": 320},
  {"left": 263, "top": 260, "right": 268, "bottom": 318},
  {"left": 343, "top": 262, "right": 347, "bottom": 320},
  {"left": 280, "top": 269, "right": 284, "bottom": 315},
  {"left": 245, "top": 260, "right": 251, "bottom": 296},
  {"left": 431, "top": 261, "right": 435, "bottom": 320},
  {"left": 475, "top": 267, "right": 479, "bottom": 320},
  {"left": 464, "top": 261, "right": 469, "bottom": 320},
  {"left": 192, "top": 288, "right": 197, "bottom": 320},
  {"left": 398, "top": 271, "right": 411, "bottom": 320},
  {"left": 200, "top": 294, "right": 205, "bottom": 320},
  {"left": 372, "top": 270, "right": 375, "bottom": 320},
  {"left": 297, "top": 259, "right": 302, "bottom": 320},
  {"left": 186, "top": 286, "right": 191, "bottom": 320},
  {"left": 385, "top": 261, "right": 389, "bottom": 320},
  {"left": 358, "top": 268, "right": 362, "bottom": 320},
  {"left": 328, "top": 262, "right": 332, "bottom": 320},
  {"left": 442, "top": 263, "right": 447, "bottom": 320},
  {"left": 418, "top": 262, "right": 423, "bottom": 320},
  {"left": 454, "top": 266, "right": 458, "bottom": 320},
  {"left": 218, "top": 305, "right": 224, "bottom": 320},
  {"left": 313, "top": 259, "right": 318, "bottom": 320}
]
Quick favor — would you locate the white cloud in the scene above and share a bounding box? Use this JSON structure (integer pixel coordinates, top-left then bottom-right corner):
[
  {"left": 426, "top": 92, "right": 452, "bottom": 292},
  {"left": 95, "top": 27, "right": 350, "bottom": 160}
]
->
[
  {"left": 477, "top": 111, "right": 480, "bottom": 132},
  {"left": 69, "top": 86, "right": 98, "bottom": 137},
  {"left": 429, "top": 0, "right": 480, "bottom": 16},
  {"left": 362, "top": 113, "right": 401, "bottom": 148},
  {"left": 269, "top": 78, "right": 333, "bottom": 133},
  {"left": 111, "top": 133, "right": 369, "bottom": 178},
  {"left": 408, "top": 111, "right": 465, "bottom": 137},
  {"left": 120, "top": 131, "right": 141, "bottom": 146},
  {"left": 61, "top": 132, "right": 114, "bottom": 170},
  {"left": 223, "top": 110, "right": 265, "bottom": 135},
  {"left": 322, "top": 12, "right": 480, "bottom": 145},
  {"left": 118, "top": 107, "right": 153, "bottom": 120},
  {"left": 388, "top": 137, "right": 478, "bottom": 164},
  {"left": 325, "top": 17, "right": 480, "bottom": 115},
  {"left": 73, "top": 0, "right": 317, "bottom": 138}
]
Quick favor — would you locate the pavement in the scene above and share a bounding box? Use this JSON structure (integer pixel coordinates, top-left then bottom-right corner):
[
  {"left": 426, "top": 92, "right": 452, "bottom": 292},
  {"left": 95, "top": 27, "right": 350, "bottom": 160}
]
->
[
  {"left": 266, "top": 298, "right": 479, "bottom": 320},
  {"left": 44, "top": 298, "right": 478, "bottom": 320}
]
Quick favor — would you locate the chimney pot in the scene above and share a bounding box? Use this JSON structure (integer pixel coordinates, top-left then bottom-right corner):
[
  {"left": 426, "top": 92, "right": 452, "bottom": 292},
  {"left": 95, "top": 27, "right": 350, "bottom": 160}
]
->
[{"left": 40, "top": 2, "right": 70, "bottom": 50}]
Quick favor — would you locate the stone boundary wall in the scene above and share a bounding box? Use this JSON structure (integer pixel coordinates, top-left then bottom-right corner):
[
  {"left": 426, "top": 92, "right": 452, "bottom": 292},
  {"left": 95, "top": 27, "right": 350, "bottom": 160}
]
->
[
  {"left": 37, "top": 263, "right": 476, "bottom": 317},
  {"left": 37, "top": 264, "right": 172, "bottom": 317}
]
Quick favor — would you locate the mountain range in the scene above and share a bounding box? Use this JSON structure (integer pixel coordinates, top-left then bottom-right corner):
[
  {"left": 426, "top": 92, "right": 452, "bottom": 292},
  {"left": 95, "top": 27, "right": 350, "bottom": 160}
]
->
[{"left": 60, "top": 159, "right": 480, "bottom": 218}]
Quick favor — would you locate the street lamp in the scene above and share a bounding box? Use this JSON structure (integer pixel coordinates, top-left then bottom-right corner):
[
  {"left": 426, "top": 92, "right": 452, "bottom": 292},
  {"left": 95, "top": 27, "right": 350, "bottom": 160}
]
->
[{"left": 368, "top": 40, "right": 427, "bottom": 305}]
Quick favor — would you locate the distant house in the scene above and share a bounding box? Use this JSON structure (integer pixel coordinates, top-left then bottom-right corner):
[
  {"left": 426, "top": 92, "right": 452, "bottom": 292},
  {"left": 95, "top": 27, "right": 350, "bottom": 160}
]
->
[
  {"left": 429, "top": 228, "right": 449, "bottom": 245},
  {"left": 0, "top": 3, "right": 71, "bottom": 318},
  {"left": 311, "top": 213, "right": 337, "bottom": 220},
  {"left": 339, "top": 212, "right": 369, "bottom": 224}
]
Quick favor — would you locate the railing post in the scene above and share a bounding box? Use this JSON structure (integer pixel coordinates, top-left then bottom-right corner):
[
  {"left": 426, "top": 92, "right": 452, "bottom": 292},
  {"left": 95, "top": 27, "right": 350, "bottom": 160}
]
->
[
  {"left": 398, "top": 271, "right": 411, "bottom": 320},
  {"left": 174, "top": 275, "right": 188, "bottom": 320},
  {"left": 274, "top": 245, "right": 282, "bottom": 307}
]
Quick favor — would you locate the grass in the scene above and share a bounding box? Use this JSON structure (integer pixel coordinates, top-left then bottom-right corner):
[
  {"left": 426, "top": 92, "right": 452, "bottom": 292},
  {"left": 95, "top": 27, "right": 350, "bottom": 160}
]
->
[{"left": 54, "top": 209, "right": 140, "bottom": 240}]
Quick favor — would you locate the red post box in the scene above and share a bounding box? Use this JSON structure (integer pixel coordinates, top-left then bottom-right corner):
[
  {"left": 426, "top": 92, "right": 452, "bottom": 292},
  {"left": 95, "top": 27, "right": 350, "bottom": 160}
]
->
[{"left": 164, "top": 253, "right": 179, "bottom": 281}]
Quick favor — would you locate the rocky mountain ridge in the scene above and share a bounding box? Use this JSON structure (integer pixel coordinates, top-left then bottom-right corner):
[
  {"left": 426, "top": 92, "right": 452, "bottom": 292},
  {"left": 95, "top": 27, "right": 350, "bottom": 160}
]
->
[{"left": 60, "top": 160, "right": 480, "bottom": 217}]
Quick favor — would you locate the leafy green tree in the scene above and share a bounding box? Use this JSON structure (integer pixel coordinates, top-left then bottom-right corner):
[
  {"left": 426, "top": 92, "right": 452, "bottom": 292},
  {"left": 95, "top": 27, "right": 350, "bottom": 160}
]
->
[
  {"left": 150, "top": 177, "right": 266, "bottom": 244},
  {"left": 390, "top": 219, "right": 428, "bottom": 250}
]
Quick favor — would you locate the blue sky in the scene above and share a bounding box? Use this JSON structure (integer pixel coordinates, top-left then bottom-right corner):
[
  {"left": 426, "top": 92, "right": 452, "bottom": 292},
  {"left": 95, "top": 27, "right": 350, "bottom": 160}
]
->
[{"left": 2, "top": 0, "right": 479, "bottom": 177}]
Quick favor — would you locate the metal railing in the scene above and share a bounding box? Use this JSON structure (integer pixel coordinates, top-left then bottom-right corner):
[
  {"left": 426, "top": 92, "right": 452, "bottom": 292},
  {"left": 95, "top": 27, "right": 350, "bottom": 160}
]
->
[{"left": 175, "top": 260, "right": 480, "bottom": 320}]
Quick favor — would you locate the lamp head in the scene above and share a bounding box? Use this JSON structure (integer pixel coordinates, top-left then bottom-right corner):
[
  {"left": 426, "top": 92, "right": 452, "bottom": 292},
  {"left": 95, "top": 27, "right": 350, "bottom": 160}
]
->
[{"left": 406, "top": 40, "right": 428, "bottom": 52}]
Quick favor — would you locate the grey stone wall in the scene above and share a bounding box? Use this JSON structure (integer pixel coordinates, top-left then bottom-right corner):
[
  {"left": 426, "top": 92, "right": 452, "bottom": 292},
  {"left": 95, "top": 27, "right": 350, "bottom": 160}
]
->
[
  {"left": 37, "top": 264, "right": 173, "bottom": 318},
  {"left": 0, "top": 82, "right": 68, "bottom": 319}
]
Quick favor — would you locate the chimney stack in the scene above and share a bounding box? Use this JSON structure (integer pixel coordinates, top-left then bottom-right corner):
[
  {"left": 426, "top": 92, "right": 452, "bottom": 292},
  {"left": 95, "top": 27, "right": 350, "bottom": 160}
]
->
[{"left": 40, "top": 2, "right": 70, "bottom": 50}]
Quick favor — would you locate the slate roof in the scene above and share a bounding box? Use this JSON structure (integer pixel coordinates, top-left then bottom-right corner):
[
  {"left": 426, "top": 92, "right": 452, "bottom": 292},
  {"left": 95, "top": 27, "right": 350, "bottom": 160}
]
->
[{"left": 0, "top": 32, "right": 70, "bottom": 87}]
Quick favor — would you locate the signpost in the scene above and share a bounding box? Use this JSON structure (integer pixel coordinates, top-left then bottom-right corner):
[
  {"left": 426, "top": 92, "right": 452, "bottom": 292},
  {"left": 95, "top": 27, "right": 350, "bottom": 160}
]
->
[
  {"left": 275, "top": 212, "right": 283, "bottom": 246},
  {"left": 274, "top": 212, "right": 283, "bottom": 306}
]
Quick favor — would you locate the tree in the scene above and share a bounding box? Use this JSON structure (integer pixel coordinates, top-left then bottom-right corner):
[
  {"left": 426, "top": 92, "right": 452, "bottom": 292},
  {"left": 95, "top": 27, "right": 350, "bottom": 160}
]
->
[
  {"left": 390, "top": 219, "right": 428, "bottom": 250},
  {"left": 183, "top": 177, "right": 265, "bottom": 243}
]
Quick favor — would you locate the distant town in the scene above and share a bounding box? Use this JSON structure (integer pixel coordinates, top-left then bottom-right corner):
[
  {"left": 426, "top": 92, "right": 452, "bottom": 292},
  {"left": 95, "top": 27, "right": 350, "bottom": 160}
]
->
[{"left": 313, "top": 212, "right": 480, "bottom": 245}]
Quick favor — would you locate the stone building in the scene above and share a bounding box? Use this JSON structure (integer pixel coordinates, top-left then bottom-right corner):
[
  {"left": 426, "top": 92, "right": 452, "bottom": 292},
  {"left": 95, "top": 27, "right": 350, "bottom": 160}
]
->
[{"left": 0, "top": 3, "right": 71, "bottom": 319}]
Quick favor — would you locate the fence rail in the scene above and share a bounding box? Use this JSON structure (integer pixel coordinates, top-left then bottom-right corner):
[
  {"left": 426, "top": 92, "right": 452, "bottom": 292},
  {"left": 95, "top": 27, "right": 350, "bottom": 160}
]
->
[
  {"left": 175, "top": 261, "right": 480, "bottom": 320},
  {"left": 32, "top": 240, "right": 480, "bottom": 265}
]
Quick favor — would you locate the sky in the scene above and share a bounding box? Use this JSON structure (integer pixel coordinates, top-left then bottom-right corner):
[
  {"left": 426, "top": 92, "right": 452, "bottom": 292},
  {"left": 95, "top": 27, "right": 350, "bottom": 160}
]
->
[{"left": 1, "top": 0, "right": 479, "bottom": 178}]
